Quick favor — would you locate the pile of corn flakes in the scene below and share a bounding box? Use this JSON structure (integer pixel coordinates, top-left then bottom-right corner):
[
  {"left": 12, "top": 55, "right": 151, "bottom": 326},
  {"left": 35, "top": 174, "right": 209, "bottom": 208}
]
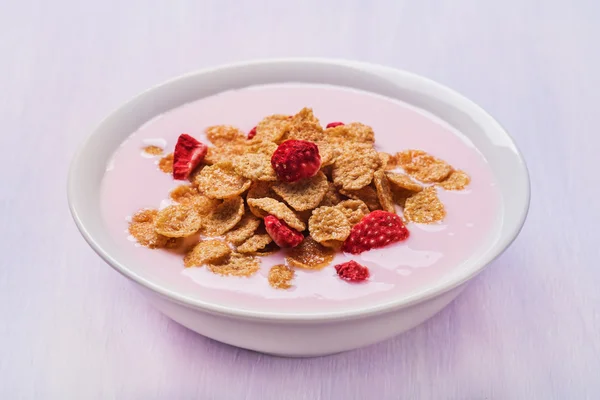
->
[{"left": 131, "top": 108, "right": 470, "bottom": 289}]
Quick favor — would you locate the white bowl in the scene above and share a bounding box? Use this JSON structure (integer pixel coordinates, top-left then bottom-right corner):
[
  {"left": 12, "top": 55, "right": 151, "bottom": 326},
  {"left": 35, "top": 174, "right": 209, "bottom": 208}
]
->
[{"left": 68, "top": 59, "right": 530, "bottom": 357}]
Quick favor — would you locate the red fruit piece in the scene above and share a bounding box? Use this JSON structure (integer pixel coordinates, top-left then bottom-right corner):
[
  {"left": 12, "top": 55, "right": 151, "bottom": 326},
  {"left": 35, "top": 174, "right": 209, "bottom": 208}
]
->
[
  {"left": 173, "top": 134, "right": 208, "bottom": 180},
  {"left": 247, "top": 126, "right": 257, "bottom": 140},
  {"left": 335, "top": 260, "right": 370, "bottom": 282},
  {"left": 271, "top": 140, "right": 321, "bottom": 183},
  {"left": 342, "top": 210, "right": 409, "bottom": 254},
  {"left": 326, "top": 122, "right": 345, "bottom": 128},
  {"left": 264, "top": 215, "right": 304, "bottom": 248}
]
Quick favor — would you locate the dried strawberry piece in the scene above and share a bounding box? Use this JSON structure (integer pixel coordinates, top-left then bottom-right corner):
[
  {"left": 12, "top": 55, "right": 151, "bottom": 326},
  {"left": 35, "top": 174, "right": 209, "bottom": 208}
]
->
[
  {"left": 264, "top": 215, "right": 303, "bottom": 248},
  {"left": 342, "top": 210, "right": 409, "bottom": 254},
  {"left": 335, "top": 260, "right": 370, "bottom": 282},
  {"left": 247, "top": 126, "right": 257, "bottom": 140},
  {"left": 271, "top": 140, "right": 321, "bottom": 183},
  {"left": 173, "top": 134, "right": 207, "bottom": 180},
  {"left": 326, "top": 122, "right": 345, "bottom": 128}
]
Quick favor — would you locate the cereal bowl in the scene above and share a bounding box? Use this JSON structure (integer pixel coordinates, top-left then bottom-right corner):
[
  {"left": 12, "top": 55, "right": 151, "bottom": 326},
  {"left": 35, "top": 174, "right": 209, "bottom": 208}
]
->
[{"left": 68, "top": 59, "right": 529, "bottom": 356}]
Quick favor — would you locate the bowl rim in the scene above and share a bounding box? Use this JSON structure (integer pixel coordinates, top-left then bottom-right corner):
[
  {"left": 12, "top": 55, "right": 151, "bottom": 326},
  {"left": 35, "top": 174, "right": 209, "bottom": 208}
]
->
[{"left": 68, "top": 58, "right": 530, "bottom": 321}]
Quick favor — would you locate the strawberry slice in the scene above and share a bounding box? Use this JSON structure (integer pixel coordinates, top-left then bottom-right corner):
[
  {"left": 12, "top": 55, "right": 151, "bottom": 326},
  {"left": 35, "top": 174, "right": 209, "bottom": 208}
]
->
[
  {"left": 335, "top": 260, "right": 370, "bottom": 282},
  {"left": 342, "top": 210, "right": 409, "bottom": 254},
  {"left": 271, "top": 139, "right": 321, "bottom": 183},
  {"left": 172, "top": 134, "right": 207, "bottom": 180},
  {"left": 247, "top": 126, "right": 257, "bottom": 140},
  {"left": 326, "top": 122, "right": 344, "bottom": 128},
  {"left": 264, "top": 215, "right": 304, "bottom": 248}
]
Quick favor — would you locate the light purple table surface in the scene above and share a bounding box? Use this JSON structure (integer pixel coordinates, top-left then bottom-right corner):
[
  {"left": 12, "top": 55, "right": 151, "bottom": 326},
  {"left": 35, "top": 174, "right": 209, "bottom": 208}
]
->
[{"left": 1, "top": 1, "right": 598, "bottom": 398}]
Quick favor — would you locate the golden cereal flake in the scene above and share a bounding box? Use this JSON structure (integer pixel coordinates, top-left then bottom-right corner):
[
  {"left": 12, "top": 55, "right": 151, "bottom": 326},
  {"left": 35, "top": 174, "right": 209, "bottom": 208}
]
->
[
  {"left": 158, "top": 153, "right": 174, "bottom": 173},
  {"left": 195, "top": 162, "right": 251, "bottom": 199},
  {"left": 246, "top": 198, "right": 306, "bottom": 231},
  {"left": 308, "top": 206, "right": 351, "bottom": 245},
  {"left": 189, "top": 195, "right": 220, "bottom": 215},
  {"left": 204, "top": 143, "right": 246, "bottom": 165},
  {"left": 207, "top": 253, "right": 260, "bottom": 277},
  {"left": 224, "top": 213, "right": 261, "bottom": 245},
  {"left": 286, "top": 237, "right": 335, "bottom": 270},
  {"left": 438, "top": 170, "right": 471, "bottom": 190},
  {"left": 245, "top": 140, "right": 278, "bottom": 156},
  {"left": 318, "top": 143, "right": 338, "bottom": 167},
  {"left": 378, "top": 152, "right": 397, "bottom": 170},
  {"left": 183, "top": 240, "right": 231, "bottom": 267},
  {"left": 254, "top": 114, "right": 291, "bottom": 142},
  {"left": 340, "top": 186, "right": 381, "bottom": 211},
  {"left": 155, "top": 204, "right": 202, "bottom": 238},
  {"left": 291, "top": 107, "right": 321, "bottom": 126},
  {"left": 272, "top": 171, "right": 329, "bottom": 211},
  {"left": 170, "top": 185, "right": 199, "bottom": 204},
  {"left": 325, "top": 122, "right": 375, "bottom": 144},
  {"left": 396, "top": 150, "right": 453, "bottom": 183},
  {"left": 319, "top": 181, "right": 342, "bottom": 207},
  {"left": 129, "top": 209, "right": 171, "bottom": 248},
  {"left": 286, "top": 121, "right": 324, "bottom": 142},
  {"left": 332, "top": 145, "right": 380, "bottom": 190},
  {"left": 404, "top": 187, "right": 446, "bottom": 224},
  {"left": 335, "top": 200, "right": 369, "bottom": 226},
  {"left": 373, "top": 170, "right": 396, "bottom": 213},
  {"left": 143, "top": 145, "right": 163, "bottom": 156},
  {"left": 385, "top": 171, "right": 424, "bottom": 193},
  {"left": 205, "top": 125, "right": 245, "bottom": 146},
  {"left": 202, "top": 196, "right": 245, "bottom": 236},
  {"left": 268, "top": 265, "right": 295, "bottom": 289},
  {"left": 237, "top": 234, "right": 273, "bottom": 254},
  {"left": 232, "top": 153, "right": 277, "bottom": 182}
]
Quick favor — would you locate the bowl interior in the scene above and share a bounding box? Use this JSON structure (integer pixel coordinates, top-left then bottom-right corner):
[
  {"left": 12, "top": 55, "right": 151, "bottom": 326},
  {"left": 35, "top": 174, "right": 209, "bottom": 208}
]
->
[{"left": 68, "top": 59, "right": 529, "bottom": 319}]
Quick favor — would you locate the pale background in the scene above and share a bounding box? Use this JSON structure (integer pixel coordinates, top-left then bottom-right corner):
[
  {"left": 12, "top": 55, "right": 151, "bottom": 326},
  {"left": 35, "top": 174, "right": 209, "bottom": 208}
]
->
[{"left": 1, "top": 0, "right": 598, "bottom": 399}]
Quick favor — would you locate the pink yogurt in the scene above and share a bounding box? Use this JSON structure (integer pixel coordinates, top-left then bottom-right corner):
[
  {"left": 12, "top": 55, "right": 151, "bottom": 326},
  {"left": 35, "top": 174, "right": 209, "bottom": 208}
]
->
[{"left": 100, "top": 83, "right": 502, "bottom": 313}]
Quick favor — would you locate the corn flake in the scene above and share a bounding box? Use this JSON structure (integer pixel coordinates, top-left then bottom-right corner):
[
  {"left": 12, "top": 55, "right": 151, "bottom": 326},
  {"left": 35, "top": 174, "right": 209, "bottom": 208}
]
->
[
  {"left": 224, "top": 213, "right": 261, "bottom": 245},
  {"left": 325, "top": 122, "right": 374, "bottom": 144},
  {"left": 254, "top": 114, "right": 291, "bottom": 142},
  {"left": 268, "top": 265, "right": 294, "bottom": 289},
  {"left": 143, "top": 145, "right": 163, "bottom": 156},
  {"left": 385, "top": 172, "right": 423, "bottom": 193},
  {"left": 237, "top": 233, "right": 273, "bottom": 254},
  {"left": 319, "top": 181, "right": 342, "bottom": 207},
  {"left": 247, "top": 198, "right": 306, "bottom": 231},
  {"left": 129, "top": 209, "right": 171, "bottom": 249},
  {"left": 195, "top": 162, "right": 251, "bottom": 199},
  {"left": 396, "top": 150, "right": 453, "bottom": 183},
  {"left": 404, "top": 187, "right": 446, "bottom": 224},
  {"left": 286, "top": 121, "right": 323, "bottom": 142},
  {"left": 207, "top": 253, "right": 260, "bottom": 277},
  {"left": 183, "top": 240, "right": 231, "bottom": 267},
  {"left": 318, "top": 143, "right": 338, "bottom": 167},
  {"left": 335, "top": 199, "right": 369, "bottom": 226},
  {"left": 272, "top": 171, "right": 329, "bottom": 211},
  {"left": 205, "top": 125, "right": 244, "bottom": 146},
  {"left": 170, "top": 185, "right": 199, "bottom": 204},
  {"left": 204, "top": 143, "right": 246, "bottom": 165},
  {"left": 340, "top": 186, "right": 381, "bottom": 211},
  {"left": 332, "top": 145, "right": 380, "bottom": 190},
  {"left": 373, "top": 170, "right": 396, "bottom": 213},
  {"left": 155, "top": 204, "right": 202, "bottom": 238},
  {"left": 202, "top": 196, "right": 245, "bottom": 236},
  {"left": 158, "top": 153, "right": 173, "bottom": 173},
  {"left": 286, "top": 237, "right": 335, "bottom": 270},
  {"left": 438, "top": 170, "right": 471, "bottom": 190},
  {"left": 232, "top": 152, "right": 277, "bottom": 181},
  {"left": 308, "top": 206, "right": 351, "bottom": 245},
  {"left": 378, "top": 152, "right": 397, "bottom": 170}
]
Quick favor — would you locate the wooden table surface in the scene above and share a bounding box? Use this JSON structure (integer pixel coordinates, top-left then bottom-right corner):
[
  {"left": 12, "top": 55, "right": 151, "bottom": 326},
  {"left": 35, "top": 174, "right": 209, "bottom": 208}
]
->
[{"left": 1, "top": 0, "right": 598, "bottom": 398}]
